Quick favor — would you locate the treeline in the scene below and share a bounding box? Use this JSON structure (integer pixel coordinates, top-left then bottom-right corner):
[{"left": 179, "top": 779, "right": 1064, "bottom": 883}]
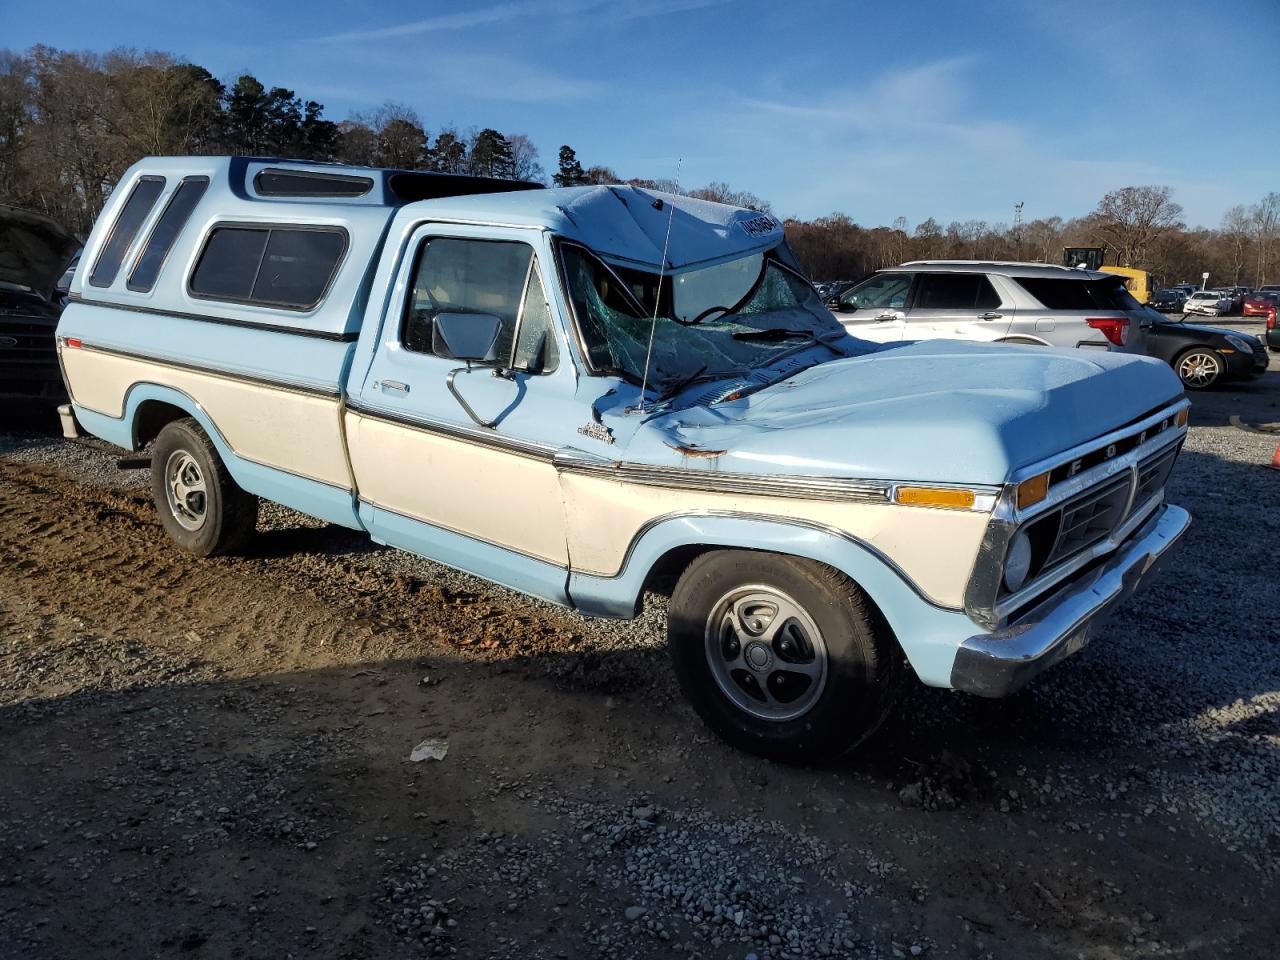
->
[
  {"left": 0, "top": 46, "right": 557, "bottom": 236},
  {"left": 1, "top": 45, "right": 1276, "bottom": 289},
  {"left": 0, "top": 45, "right": 767, "bottom": 240},
  {"left": 787, "top": 186, "right": 1280, "bottom": 288}
]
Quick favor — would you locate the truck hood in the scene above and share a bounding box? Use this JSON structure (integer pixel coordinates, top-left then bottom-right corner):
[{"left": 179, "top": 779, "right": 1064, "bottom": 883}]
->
[
  {"left": 619, "top": 341, "right": 1183, "bottom": 485},
  {"left": 0, "top": 206, "right": 78, "bottom": 300}
]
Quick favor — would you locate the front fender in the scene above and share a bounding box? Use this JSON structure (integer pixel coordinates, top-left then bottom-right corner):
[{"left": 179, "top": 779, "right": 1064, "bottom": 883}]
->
[{"left": 566, "top": 511, "right": 974, "bottom": 687}]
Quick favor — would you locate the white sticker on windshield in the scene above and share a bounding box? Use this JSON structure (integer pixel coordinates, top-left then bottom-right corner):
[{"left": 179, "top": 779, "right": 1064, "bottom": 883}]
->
[{"left": 737, "top": 214, "right": 781, "bottom": 239}]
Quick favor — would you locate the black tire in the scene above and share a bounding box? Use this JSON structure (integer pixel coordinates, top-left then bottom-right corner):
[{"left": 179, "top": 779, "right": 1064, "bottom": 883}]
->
[
  {"left": 668, "top": 550, "right": 904, "bottom": 763},
  {"left": 1173, "top": 347, "right": 1224, "bottom": 390},
  {"left": 150, "top": 418, "right": 258, "bottom": 556}
]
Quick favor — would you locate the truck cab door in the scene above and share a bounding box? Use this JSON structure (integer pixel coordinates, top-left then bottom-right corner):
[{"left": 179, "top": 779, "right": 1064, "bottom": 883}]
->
[
  {"left": 832, "top": 272, "right": 913, "bottom": 343},
  {"left": 345, "top": 224, "right": 579, "bottom": 603},
  {"left": 902, "top": 272, "right": 1013, "bottom": 343}
]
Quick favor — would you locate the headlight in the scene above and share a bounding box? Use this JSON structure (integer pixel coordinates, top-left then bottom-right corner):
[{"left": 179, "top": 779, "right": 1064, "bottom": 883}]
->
[
  {"left": 1003, "top": 529, "right": 1033, "bottom": 593},
  {"left": 1225, "top": 334, "right": 1253, "bottom": 352}
]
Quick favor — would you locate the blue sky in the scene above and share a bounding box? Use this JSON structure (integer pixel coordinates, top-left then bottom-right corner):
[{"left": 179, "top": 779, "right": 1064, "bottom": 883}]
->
[{"left": 6, "top": 0, "right": 1278, "bottom": 227}]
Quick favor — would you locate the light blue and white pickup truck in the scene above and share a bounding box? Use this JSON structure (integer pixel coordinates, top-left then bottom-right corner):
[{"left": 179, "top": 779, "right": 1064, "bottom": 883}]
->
[{"left": 57, "top": 157, "right": 1191, "bottom": 760}]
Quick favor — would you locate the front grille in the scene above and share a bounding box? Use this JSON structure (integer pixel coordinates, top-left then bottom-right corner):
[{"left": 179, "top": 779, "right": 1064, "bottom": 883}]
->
[
  {"left": 1135, "top": 444, "right": 1179, "bottom": 507},
  {"left": 1045, "top": 474, "right": 1132, "bottom": 568},
  {"left": 0, "top": 319, "right": 58, "bottom": 358}
]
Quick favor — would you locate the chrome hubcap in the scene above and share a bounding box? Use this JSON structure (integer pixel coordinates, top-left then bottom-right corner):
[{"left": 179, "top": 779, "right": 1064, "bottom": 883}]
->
[
  {"left": 1178, "top": 352, "right": 1220, "bottom": 387},
  {"left": 704, "top": 585, "right": 828, "bottom": 721},
  {"left": 165, "top": 451, "right": 208, "bottom": 531}
]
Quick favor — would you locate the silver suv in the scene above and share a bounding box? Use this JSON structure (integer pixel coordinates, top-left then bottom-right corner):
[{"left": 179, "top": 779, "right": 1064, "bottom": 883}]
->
[{"left": 830, "top": 261, "right": 1148, "bottom": 353}]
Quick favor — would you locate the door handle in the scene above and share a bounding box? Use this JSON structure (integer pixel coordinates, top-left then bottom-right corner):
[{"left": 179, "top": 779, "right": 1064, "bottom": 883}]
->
[
  {"left": 377, "top": 380, "right": 410, "bottom": 395},
  {"left": 979, "top": 312, "right": 1003, "bottom": 320}
]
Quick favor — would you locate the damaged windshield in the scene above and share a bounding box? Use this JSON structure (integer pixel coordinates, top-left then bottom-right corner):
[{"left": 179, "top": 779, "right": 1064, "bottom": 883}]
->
[{"left": 561, "top": 242, "right": 845, "bottom": 395}]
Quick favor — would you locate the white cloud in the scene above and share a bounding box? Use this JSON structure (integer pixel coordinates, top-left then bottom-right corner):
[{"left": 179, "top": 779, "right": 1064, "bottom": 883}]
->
[{"left": 306, "top": 0, "right": 729, "bottom": 43}]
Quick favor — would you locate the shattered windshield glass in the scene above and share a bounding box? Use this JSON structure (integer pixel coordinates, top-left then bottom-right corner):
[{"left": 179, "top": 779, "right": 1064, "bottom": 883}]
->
[{"left": 561, "top": 243, "right": 844, "bottom": 395}]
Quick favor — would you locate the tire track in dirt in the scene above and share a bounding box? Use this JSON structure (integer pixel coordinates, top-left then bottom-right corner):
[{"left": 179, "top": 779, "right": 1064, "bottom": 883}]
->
[{"left": 0, "top": 459, "right": 596, "bottom": 700}]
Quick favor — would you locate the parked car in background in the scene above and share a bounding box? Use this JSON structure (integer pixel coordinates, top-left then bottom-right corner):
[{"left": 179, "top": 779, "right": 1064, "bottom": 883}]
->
[
  {"left": 1266, "top": 303, "right": 1279, "bottom": 352},
  {"left": 0, "top": 206, "right": 79, "bottom": 402},
  {"left": 1183, "top": 290, "right": 1231, "bottom": 317},
  {"left": 1141, "top": 311, "right": 1268, "bottom": 389},
  {"left": 831, "top": 260, "right": 1148, "bottom": 352},
  {"left": 815, "top": 279, "right": 855, "bottom": 302},
  {"left": 1222, "top": 286, "right": 1251, "bottom": 313},
  {"left": 1150, "top": 288, "right": 1187, "bottom": 313},
  {"left": 56, "top": 156, "right": 1192, "bottom": 761},
  {"left": 54, "top": 250, "right": 81, "bottom": 302},
  {"left": 1243, "top": 291, "right": 1280, "bottom": 317}
]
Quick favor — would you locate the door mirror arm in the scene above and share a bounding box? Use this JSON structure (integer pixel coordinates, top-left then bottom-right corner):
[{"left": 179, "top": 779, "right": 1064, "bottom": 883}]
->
[{"left": 446, "top": 364, "right": 507, "bottom": 429}]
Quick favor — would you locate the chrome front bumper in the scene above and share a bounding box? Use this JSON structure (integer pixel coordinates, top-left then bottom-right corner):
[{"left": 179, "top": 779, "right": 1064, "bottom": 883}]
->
[{"left": 950, "top": 503, "right": 1190, "bottom": 698}]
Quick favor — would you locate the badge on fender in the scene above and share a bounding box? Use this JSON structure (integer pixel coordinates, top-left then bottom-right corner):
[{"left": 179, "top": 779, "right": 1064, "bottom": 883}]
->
[{"left": 577, "top": 421, "right": 615, "bottom": 444}]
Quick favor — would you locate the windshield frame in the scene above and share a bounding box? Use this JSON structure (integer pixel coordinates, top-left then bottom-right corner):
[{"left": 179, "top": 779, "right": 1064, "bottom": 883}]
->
[{"left": 552, "top": 237, "right": 834, "bottom": 388}]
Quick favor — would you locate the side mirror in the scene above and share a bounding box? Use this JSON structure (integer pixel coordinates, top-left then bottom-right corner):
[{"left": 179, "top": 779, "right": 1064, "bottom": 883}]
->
[{"left": 433, "top": 312, "right": 502, "bottom": 363}]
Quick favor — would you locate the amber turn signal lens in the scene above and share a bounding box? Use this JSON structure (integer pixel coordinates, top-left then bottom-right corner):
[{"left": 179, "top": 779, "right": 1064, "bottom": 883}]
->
[
  {"left": 1015, "top": 472, "right": 1050, "bottom": 510},
  {"left": 895, "top": 486, "right": 976, "bottom": 510},
  {"left": 1175, "top": 407, "right": 1189, "bottom": 427}
]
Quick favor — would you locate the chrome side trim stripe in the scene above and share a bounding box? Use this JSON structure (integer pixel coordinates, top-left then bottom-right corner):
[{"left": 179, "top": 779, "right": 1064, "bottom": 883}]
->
[
  {"left": 67, "top": 292, "right": 359, "bottom": 342},
  {"left": 345, "top": 402, "right": 558, "bottom": 461},
  {"left": 553, "top": 449, "right": 893, "bottom": 503},
  {"left": 66, "top": 340, "right": 342, "bottom": 399}
]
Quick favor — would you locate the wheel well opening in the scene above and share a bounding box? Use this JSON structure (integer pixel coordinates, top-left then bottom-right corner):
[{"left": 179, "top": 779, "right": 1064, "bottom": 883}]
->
[
  {"left": 133, "top": 400, "right": 190, "bottom": 451},
  {"left": 639, "top": 545, "right": 710, "bottom": 603}
]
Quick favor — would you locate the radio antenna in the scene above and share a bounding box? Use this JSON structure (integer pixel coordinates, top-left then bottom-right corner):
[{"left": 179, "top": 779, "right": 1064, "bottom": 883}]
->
[{"left": 631, "top": 157, "right": 682, "bottom": 414}]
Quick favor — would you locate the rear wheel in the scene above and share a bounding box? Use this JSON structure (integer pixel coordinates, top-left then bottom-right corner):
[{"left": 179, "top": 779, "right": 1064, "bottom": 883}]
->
[
  {"left": 668, "top": 550, "right": 903, "bottom": 762},
  {"left": 1174, "top": 348, "right": 1224, "bottom": 390},
  {"left": 150, "top": 418, "right": 257, "bottom": 556}
]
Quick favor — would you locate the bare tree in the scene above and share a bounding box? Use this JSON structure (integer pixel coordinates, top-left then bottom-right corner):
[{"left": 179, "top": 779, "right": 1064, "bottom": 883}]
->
[
  {"left": 1092, "top": 186, "right": 1184, "bottom": 266},
  {"left": 507, "top": 134, "right": 544, "bottom": 183},
  {"left": 1219, "top": 205, "right": 1253, "bottom": 285},
  {"left": 1251, "top": 192, "right": 1280, "bottom": 286}
]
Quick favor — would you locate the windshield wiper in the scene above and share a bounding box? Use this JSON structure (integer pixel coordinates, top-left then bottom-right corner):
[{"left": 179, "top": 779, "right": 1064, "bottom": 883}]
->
[
  {"left": 653, "top": 366, "right": 751, "bottom": 403},
  {"left": 732, "top": 327, "right": 815, "bottom": 342}
]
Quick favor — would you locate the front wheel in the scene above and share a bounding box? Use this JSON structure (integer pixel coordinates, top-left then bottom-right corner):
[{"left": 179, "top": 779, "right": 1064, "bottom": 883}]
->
[
  {"left": 667, "top": 551, "right": 903, "bottom": 762},
  {"left": 150, "top": 418, "right": 258, "bottom": 556},
  {"left": 1174, "top": 348, "right": 1224, "bottom": 389}
]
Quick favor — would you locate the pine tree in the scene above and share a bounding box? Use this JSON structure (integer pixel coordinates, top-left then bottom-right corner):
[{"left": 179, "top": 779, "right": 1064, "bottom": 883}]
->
[
  {"left": 469, "top": 128, "right": 515, "bottom": 179},
  {"left": 552, "top": 144, "right": 588, "bottom": 187}
]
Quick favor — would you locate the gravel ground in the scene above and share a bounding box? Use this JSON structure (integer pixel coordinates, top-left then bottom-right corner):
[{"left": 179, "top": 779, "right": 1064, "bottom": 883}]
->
[{"left": 0, "top": 355, "right": 1278, "bottom": 958}]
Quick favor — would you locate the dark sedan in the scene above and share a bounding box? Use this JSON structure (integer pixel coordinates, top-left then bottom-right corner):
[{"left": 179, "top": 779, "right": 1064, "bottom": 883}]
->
[
  {"left": 1141, "top": 310, "right": 1268, "bottom": 389},
  {"left": 1149, "top": 288, "right": 1187, "bottom": 313},
  {"left": 0, "top": 206, "right": 79, "bottom": 402}
]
